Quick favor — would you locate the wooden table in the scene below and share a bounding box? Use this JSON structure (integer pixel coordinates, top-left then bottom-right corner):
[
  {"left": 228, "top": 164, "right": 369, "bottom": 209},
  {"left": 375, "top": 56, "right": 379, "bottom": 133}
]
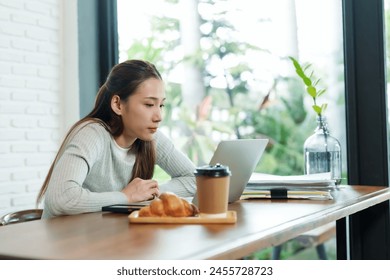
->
[{"left": 0, "top": 185, "right": 389, "bottom": 260}]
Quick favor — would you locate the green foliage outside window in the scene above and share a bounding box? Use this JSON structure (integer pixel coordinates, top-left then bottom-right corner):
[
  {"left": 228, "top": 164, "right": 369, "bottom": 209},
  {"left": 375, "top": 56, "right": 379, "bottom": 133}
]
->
[{"left": 124, "top": 0, "right": 317, "bottom": 177}]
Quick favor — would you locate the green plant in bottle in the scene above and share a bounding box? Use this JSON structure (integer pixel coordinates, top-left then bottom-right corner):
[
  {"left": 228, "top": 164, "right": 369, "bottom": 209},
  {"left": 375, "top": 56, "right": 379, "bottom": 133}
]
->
[{"left": 289, "top": 56, "right": 342, "bottom": 184}]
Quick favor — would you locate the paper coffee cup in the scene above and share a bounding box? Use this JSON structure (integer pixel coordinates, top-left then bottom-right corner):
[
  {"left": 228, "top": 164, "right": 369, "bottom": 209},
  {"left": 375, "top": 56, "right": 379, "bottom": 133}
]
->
[{"left": 194, "top": 163, "right": 231, "bottom": 217}]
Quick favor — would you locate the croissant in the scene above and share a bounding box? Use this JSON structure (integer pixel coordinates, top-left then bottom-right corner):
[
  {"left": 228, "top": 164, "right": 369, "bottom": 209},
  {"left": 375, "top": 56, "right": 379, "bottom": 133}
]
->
[{"left": 138, "top": 192, "right": 199, "bottom": 217}]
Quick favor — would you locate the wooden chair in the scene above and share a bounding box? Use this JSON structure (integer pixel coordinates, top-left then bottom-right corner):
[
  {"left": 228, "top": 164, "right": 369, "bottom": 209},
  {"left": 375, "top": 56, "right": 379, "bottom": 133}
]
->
[
  {"left": 0, "top": 209, "right": 43, "bottom": 226},
  {"left": 272, "top": 222, "right": 336, "bottom": 259}
]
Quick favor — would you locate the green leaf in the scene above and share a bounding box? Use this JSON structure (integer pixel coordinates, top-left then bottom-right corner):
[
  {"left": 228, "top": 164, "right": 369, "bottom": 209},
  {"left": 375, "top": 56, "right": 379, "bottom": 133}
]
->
[
  {"left": 321, "top": 103, "right": 328, "bottom": 112},
  {"left": 289, "top": 56, "right": 301, "bottom": 70},
  {"left": 312, "top": 105, "right": 322, "bottom": 115},
  {"left": 307, "top": 86, "right": 317, "bottom": 97},
  {"left": 295, "top": 69, "right": 306, "bottom": 79},
  {"left": 303, "top": 77, "right": 312, "bottom": 86},
  {"left": 303, "top": 64, "right": 311, "bottom": 71},
  {"left": 317, "top": 89, "right": 326, "bottom": 97}
]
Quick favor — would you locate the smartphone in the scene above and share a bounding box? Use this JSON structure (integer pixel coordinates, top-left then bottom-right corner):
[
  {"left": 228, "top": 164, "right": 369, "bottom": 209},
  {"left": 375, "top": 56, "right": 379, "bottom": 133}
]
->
[{"left": 102, "top": 203, "right": 147, "bottom": 214}]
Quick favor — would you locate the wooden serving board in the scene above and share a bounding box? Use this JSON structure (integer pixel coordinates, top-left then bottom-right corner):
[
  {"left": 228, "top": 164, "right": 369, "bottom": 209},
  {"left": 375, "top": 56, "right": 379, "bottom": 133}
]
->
[{"left": 128, "top": 210, "right": 237, "bottom": 224}]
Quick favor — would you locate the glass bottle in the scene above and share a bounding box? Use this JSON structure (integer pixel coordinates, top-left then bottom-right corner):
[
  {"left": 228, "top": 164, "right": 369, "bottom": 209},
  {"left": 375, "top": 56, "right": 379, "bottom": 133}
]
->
[{"left": 304, "top": 116, "right": 342, "bottom": 184}]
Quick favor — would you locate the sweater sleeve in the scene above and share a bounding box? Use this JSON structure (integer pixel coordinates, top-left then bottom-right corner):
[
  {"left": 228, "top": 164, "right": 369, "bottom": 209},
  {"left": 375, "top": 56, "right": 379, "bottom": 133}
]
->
[
  {"left": 155, "top": 131, "right": 197, "bottom": 197},
  {"left": 42, "top": 123, "right": 128, "bottom": 219}
]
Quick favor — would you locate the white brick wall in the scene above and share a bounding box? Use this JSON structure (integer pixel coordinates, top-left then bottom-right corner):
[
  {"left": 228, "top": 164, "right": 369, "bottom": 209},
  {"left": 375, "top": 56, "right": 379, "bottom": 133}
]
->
[{"left": 0, "top": 0, "right": 73, "bottom": 217}]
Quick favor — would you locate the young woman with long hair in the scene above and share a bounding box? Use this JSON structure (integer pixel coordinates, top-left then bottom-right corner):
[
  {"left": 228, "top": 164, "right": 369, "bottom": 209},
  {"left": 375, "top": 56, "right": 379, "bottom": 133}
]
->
[{"left": 37, "top": 60, "right": 196, "bottom": 218}]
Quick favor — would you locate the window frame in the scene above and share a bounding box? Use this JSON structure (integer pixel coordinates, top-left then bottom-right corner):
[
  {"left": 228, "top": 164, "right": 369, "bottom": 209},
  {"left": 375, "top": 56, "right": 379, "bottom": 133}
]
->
[
  {"left": 78, "top": 0, "right": 119, "bottom": 117},
  {"left": 340, "top": 0, "right": 390, "bottom": 259}
]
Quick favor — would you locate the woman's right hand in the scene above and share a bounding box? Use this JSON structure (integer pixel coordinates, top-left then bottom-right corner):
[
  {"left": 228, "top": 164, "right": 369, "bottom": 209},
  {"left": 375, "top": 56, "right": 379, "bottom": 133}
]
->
[{"left": 121, "top": 177, "right": 160, "bottom": 202}]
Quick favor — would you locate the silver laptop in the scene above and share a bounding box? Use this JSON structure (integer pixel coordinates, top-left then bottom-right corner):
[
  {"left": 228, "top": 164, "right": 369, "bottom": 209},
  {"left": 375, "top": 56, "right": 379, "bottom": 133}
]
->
[{"left": 193, "top": 138, "right": 268, "bottom": 204}]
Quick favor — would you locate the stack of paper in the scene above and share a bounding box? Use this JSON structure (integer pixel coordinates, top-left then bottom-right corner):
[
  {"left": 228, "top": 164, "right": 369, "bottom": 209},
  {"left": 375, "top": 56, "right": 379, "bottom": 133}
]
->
[
  {"left": 243, "top": 172, "right": 336, "bottom": 200},
  {"left": 241, "top": 189, "right": 333, "bottom": 200},
  {"left": 247, "top": 172, "right": 336, "bottom": 189}
]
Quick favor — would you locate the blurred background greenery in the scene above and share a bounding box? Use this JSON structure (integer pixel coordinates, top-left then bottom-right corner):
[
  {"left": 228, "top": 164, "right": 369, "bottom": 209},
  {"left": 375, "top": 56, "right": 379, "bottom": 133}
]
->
[{"left": 119, "top": 0, "right": 345, "bottom": 178}]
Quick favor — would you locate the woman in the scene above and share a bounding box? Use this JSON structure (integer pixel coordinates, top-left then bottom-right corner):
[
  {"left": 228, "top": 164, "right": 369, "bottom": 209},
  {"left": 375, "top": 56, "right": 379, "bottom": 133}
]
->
[{"left": 37, "top": 59, "right": 196, "bottom": 218}]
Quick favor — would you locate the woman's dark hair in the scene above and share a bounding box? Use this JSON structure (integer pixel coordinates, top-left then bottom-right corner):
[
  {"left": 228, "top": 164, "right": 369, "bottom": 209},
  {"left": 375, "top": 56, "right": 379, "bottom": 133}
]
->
[{"left": 37, "top": 60, "right": 162, "bottom": 204}]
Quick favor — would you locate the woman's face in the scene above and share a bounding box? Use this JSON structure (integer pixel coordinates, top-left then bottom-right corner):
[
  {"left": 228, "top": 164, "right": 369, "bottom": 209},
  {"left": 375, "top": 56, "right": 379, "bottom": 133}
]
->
[{"left": 114, "top": 78, "right": 165, "bottom": 147}]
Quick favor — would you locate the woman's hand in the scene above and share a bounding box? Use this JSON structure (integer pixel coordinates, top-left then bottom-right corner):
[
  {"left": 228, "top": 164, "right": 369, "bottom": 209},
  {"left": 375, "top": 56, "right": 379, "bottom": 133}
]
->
[{"left": 121, "top": 177, "right": 160, "bottom": 202}]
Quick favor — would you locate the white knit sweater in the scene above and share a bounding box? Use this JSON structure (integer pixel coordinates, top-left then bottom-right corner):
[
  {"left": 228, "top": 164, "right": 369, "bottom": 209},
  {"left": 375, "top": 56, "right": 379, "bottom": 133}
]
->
[{"left": 42, "top": 122, "right": 196, "bottom": 218}]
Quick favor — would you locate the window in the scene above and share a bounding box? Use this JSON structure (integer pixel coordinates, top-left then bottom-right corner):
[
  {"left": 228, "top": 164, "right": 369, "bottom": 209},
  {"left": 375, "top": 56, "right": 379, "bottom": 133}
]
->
[{"left": 118, "top": 0, "right": 346, "bottom": 181}]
